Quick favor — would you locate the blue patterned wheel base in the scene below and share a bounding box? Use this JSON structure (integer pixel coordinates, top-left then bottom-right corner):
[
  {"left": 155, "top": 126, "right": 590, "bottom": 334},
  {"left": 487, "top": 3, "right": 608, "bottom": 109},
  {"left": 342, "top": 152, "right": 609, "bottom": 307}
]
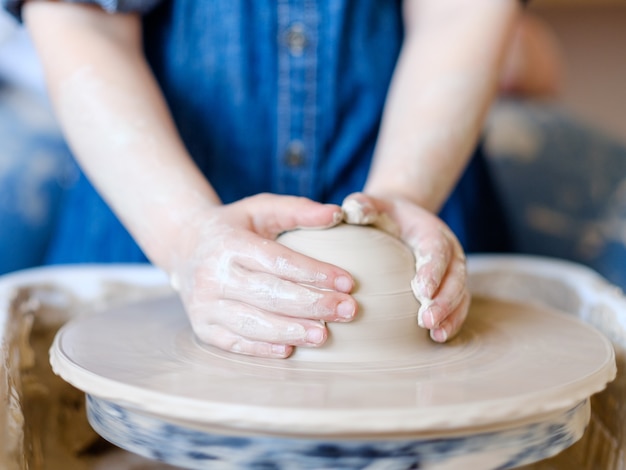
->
[{"left": 86, "top": 395, "right": 588, "bottom": 469}]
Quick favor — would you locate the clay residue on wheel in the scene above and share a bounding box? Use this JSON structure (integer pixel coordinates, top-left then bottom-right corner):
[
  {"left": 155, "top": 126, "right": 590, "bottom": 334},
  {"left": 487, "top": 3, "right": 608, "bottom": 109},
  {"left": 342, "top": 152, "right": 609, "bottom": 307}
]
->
[{"left": 1, "top": 283, "right": 177, "bottom": 470}]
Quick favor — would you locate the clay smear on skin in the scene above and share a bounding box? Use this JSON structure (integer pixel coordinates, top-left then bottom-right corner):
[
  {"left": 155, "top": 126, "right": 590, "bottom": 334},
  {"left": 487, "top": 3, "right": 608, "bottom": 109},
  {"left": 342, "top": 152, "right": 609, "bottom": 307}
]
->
[
  {"left": 245, "top": 275, "right": 323, "bottom": 312},
  {"left": 341, "top": 199, "right": 377, "bottom": 225},
  {"left": 57, "top": 67, "right": 152, "bottom": 193},
  {"left": 175, "top": 225, "right": 325, "bottom": 342},
  {"left": 410, "top": 245, "right": 436, "bottom": 328}
]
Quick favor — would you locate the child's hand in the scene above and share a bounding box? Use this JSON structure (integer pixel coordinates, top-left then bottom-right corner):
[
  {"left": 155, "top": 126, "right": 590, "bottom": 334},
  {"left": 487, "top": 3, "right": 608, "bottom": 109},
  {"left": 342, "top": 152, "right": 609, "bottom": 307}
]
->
[
  {"left": 342, "top": 192, "right": 470, "bottom": 343},
  {"left": 169, "top": 194, "right": 356, "bottom": 358}
]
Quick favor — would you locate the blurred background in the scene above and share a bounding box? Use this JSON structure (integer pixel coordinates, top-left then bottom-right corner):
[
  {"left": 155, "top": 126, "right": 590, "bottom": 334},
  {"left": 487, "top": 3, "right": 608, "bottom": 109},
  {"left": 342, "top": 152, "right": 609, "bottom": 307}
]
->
[
  {"left": 485, "top": 0, "right": 626, "bottom": 290},
  {"left": 533, "top": 0, "right": 625, "bottom": 141},
  {"left": 0, "top": 10, "right": 75, "bottom": 274}
]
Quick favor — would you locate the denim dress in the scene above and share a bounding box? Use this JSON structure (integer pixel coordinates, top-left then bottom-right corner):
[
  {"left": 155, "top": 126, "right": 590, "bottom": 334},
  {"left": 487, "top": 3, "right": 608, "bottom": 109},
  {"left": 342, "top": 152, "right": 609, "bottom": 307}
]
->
[{"left": 6, "top": 0, "right": 511, "bottom": 264}]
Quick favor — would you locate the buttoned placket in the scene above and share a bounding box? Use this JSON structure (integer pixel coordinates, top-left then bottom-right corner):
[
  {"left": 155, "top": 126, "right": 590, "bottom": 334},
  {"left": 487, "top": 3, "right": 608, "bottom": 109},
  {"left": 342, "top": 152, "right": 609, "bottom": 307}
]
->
[{"left": 275, "top": 0, "right": 319, "bottom": 197}]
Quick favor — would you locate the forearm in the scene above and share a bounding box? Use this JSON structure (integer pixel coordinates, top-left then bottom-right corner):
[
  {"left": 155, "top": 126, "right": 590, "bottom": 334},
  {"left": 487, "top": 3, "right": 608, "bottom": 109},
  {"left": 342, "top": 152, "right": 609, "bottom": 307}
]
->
[
  {"left": 365, "top": 0, "right": 521, "bottom": 212},
  {"left": 24, "top": 3, "right": 220, "bottom": 271}
]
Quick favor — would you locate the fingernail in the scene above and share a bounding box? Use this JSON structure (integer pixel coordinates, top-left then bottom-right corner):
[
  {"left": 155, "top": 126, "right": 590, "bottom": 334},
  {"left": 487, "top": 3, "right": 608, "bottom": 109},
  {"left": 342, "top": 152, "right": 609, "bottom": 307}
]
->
[
  {"left": 430, "top": 326, "right": 448, "bottom": 343},
  {"left": 271, "top": 344, "right": 289, "bottom": 356},
  {"left": 419, "top": 306, "right": 441, "bottom": 329},
  {"left": 337, "top": 300, "right": 355, "bottom": 320},
  {"left": 428, "top": 305, "right": 442, "bottom": 329},
  {"left": 306, "top": 327, "right": 325, "bottom": 344},
  {"left": 334, "top": 276, "right": 352, "bottom": 292},
  {"left": 331, "top": 209, "right": 344, "bottom": 225}
]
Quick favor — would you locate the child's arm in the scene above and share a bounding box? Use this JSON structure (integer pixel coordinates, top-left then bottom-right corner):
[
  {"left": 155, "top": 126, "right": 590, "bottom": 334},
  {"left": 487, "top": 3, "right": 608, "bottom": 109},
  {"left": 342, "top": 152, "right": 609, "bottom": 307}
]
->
[
  {"left": 24, "top": 3, "right": 356, "bottom": 357},
  {"left": 367, "top": 0, "right": 521, "bottom": 211},
  {"left": 352, "top": 0, "right": 523, "bottom": 341}
]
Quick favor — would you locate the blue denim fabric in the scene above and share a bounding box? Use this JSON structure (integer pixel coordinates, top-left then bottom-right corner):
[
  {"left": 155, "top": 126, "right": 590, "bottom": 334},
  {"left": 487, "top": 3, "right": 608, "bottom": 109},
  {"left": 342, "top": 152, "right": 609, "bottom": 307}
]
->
[
  {"left": 41, "top": 0, "right": 510, "bottom": 264},
  {"left": 144, "top": 0, "right": 403, "bottom": 204}
]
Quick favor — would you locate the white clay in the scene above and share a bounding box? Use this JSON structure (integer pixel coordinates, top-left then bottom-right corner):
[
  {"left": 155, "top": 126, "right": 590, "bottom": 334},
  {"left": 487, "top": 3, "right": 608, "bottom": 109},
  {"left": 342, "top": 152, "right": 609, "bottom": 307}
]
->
[{"left": 277, "top": 224, "right": 426, "bottom": 362}]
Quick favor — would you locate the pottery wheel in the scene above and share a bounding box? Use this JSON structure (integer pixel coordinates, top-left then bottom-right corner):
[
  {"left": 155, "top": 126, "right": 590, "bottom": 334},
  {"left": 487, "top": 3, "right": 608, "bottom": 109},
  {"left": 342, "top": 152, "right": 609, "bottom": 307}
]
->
[{"left": 50, "top": 294, "right": 615, "bottom": 437}]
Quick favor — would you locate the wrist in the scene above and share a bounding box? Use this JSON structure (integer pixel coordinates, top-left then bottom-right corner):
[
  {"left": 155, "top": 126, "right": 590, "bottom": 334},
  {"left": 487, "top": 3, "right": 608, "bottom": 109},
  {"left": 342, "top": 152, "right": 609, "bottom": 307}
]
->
[{"left": 146, "top": 198, "right": 222, "bottom": 276}]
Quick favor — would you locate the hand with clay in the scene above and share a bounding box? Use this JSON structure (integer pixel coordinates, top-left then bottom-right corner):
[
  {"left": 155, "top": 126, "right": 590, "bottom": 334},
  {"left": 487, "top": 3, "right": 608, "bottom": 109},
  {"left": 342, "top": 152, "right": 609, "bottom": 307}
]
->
[
  {"left": 341, "top": 0, "right": 529, "bottom": 341},
  {"left": 342, "top": 193, "right": 469, "bottom": 342},
  {"left": 169, "top": 194, "right": 357, "bottom": 358}
]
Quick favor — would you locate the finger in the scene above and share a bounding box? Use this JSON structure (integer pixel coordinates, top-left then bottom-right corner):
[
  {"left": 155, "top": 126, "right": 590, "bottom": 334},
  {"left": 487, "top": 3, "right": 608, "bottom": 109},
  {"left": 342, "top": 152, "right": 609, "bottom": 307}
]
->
[
  {"left": 193, "top": 323, "right": 295, "bottom": 358},
  {"left": 430, "top": 291, "right": 471, "bottom": 343},
  {"left": 416, "top": 252, "right": 467, "bottom": 329},
  {"left": 342, "top": 192, "right": 400, "bottom": 236},
  {"left": 233, "top": 231, "right": 354, "bottom": 293},
  {"left": 191, "top": 300, "right": 328, "bottom": 347},
  {"left": 341, "top": 192, "right": 379, "bottom": 225},
  {"left": 247, "top": 194, "right": 343, "bottom": 237},
  {"left": 221, "top": 269, "right": 357, "bottom": 322},
  {"left": 410, "top": 227, "right": 463, "bottom": 301}
]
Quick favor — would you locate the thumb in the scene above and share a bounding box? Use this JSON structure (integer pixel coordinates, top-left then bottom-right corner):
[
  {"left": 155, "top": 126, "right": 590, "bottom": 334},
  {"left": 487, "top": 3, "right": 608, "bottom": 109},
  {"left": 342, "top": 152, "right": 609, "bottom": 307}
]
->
[
  {"left": 341, "top": 192, "right": 379, "bottom": 225},
  {"left": 246, "top": 194, "right": 343, "bottom": 237},
  {"left": 341, "top": 193, "right": 399, "bottom": 236}
]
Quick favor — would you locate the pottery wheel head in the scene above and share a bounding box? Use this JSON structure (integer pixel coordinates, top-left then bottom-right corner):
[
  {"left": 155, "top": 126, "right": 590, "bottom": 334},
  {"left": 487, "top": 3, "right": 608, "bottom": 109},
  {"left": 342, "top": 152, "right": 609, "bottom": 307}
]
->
[
  {"left": 277, "top": 224, "right": 426, "bottom": 362},
  {"left": 49, "top": 269, "right": 616, "bottom": 435}
]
